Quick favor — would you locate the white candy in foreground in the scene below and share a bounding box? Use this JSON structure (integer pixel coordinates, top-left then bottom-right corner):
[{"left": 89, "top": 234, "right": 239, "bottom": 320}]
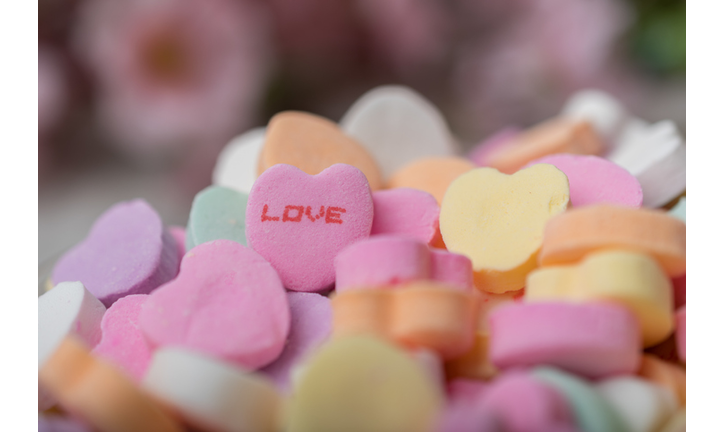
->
[
  {"left": 608, "top": 120, "right": 686, "bottom": 208},
  {"left": 38, "top": 281, "right": 106, "bottom": 368},
  {"left": 596, "top": 377, "right": 678, "bottom": 432},
  {"left": 340, "top": 85, "right": 457, "bottom": 181},
  {"left": 561, "top": 89, "right": 629, "bottom": 144},
  {"left": 143, "top": 348, "right": 282, "bottom": 432},
  {"left": 212, "top": 127, "right": 266, "bottom": 195}
]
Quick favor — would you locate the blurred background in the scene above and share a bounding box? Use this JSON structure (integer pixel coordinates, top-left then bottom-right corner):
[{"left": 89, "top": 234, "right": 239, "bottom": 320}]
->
[{"left": 38, "top": 0, "right": 685, "bottom": 263}]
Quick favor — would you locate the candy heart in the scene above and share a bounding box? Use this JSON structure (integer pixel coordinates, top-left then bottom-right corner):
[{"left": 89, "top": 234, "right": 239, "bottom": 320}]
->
[
  {"left": 524, "top": 154, "right": 642, "bottom": 208},
  {"left": 468, "top": 127, "right": 521, "bottom": 167},
  {"left": 387, "top": 157, "right": 476, "bottom": 205},
  {"left": 340, "top": 85, "right": 457, "bottom": 181},
  {"left": 92, "top": 294, "right": 152, "bottom": 382},
  {"left": 212, "top": 127, "right": 266, "bottom": 195},
  {"left": 246, "top": 163, "right": 374, "bottom": 292},
  {"left": 139, "top": 239, "right": 290, "bottom": 369},
  {"left": 595, "top": 376, "right": 677, "bottom": 432},
  {"left": 560, "top": 89, "right": 629, "bottom": 144},
  {"left": 370, "top": 188, "right": 440, "bottom": 244},
  {"left": 439, "top": 164, "right": 570, "bottom": 293},
  {"left": 258, "top": 111, "right": 383, "bottom": 191},
  {"left": 51, "top": 199, "right": 180, "bottom": 307},
  {"left": 185, "top": 186, "right": 248, "bottom": 250},
  {"left": 286, "top": 335, "right": 443, "bottom": 432}
]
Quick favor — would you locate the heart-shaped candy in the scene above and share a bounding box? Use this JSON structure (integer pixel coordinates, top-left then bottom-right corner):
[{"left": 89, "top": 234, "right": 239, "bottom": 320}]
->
[
  {"left": 440, "top": 164, "right": 570, "bottom": 293},
  {"left": 185, "top": 185, "right": 248, "bottom": 250},
  {"left": 51, "top": 199, "right": 180, "bottom": 307},
  {"left": 139, "top": 239, "right": 290, "bottom": 369},
  {"left": 212, "top": 127, "right": 266, "bottom": 195},
  {"left": 246, "top": 163, "right": 374, "bottom": 292}
]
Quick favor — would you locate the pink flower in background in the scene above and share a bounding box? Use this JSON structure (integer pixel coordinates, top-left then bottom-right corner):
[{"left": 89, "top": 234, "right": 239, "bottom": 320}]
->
[
  {"left": 74, "top": 0, "right": 273, "bottom": 155},
  {"left": 38, "top": 47, "right": 68, "bottom": 136}
]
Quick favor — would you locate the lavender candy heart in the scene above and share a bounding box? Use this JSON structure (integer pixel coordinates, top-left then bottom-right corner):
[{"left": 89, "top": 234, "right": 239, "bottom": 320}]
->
[{"left": 51, "top": 199, "right": 179, "bottom": 307}]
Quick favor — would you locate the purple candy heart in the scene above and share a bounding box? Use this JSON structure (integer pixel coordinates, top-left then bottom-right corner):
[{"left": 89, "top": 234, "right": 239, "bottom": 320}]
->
[{"left": 51, "top": 200, "right": 179, "bottom": 307}]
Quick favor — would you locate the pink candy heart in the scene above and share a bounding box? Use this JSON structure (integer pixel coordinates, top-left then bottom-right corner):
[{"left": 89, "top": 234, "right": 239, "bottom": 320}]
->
[
  {"left": 246, "top": 164, "right": 374, "bottom": 292},
  {"left": 139, "top": 239, "right": 290, "bottom": 370}
]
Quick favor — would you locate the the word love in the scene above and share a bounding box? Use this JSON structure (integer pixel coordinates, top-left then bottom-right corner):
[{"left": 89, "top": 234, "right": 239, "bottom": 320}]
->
[{"left": 261, "top": 204, "right": 347, "bottom": 224}]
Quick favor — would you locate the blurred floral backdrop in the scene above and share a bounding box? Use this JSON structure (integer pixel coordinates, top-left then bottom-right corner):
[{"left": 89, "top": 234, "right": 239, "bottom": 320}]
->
[{"left": 38, "top": 0, "right": 685, "bottom": 260}]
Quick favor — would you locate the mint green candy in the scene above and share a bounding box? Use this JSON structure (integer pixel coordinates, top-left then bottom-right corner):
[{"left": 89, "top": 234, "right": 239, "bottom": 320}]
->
[
  {"left": 186, "top": 186, "right": 249, "bottom": 250},
  {"left": 531, "top": 367, "right": 631, "bottom": 432},
  {"left": 668, "top": 197, "right": 686, "bottom": 222}
]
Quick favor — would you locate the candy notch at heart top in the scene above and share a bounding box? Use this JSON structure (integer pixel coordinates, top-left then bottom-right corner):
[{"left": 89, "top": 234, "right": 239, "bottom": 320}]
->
[
  {"left": 139, "top": 239, "right": 290, "bottom": 370},
  {"left": 440, "top": 164, "right": 570, "bottom": 293},
  {"left": 51, "top": 199, "right": 180, "bottom": 307},
  {"left": 246, "top": 163, "right": 374, "bottom": 292}
]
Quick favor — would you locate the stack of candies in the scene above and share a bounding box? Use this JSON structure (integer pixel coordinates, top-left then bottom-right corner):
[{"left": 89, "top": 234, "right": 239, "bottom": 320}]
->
[{"left": 38, "top": 86, "right": 686, "bottom": 432}]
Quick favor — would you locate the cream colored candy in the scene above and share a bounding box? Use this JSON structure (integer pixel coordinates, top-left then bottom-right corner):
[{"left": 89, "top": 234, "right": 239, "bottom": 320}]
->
[
  {"left": 657, "top": 408, "right": 685, "bottom": 432},
  {"left": 386, "top": 157, "right": 477, "bottom": 205},
  {"left": 340, "top": 85, "right": 457, "bottom": 181},
  {"left": 440, "top": 164, "right": 570, "bottom": 293},
  {"left": 560, "top": 89, "right": 629, "bottom": 144},
  {"left": 596, "top": 376, "right": 678, "bottom": 432},
  {"left": 287, "top": 335, "right": 443, "bottom": 432},
  {"left": 526, "top": 250, "right": 674, "bottom": 347},
  {"left": 539, "top": 205, "right": 686, "bottom": 277},
  {"left": 485, "top": 117, "right": 604, "bottom": 174},
  {"left": 212, "top": 127, "right": 266, "bottom": 195},
  {"left": 143, "top": 348, "right": 282, "bottom": 432},
  {"left": 258, "top": 111, "right": 383, "bottom": 190},
  {"left": 637, "top": 355, "right": 686, "bottom": 407}
]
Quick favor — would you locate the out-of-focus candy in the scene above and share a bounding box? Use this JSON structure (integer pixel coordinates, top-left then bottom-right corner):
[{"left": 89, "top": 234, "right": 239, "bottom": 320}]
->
[
  {"left": 440, "top": 164, "right": 570, "bottom": 293},
  {"left": 595, "top": 376, "right": 677, "bottom": 432},
  {"left": 212, "top": 127, "right": 266, "bottom": 195},
  {"left": 259, "top": 111, "right": 383, "bottom": 190},
  {"left": 246, "top": 163, "right": 374, "bottom": 292},
  {"left": 185, "top": 186, "right": 248, "bottom": 250},
  {"left": 143, "top": 348, "right": 282, "bottom": 432},
  {"left": 675, "top": 306, "right": 685, "bottom": 363},
  {"left": 340, "top": 85, "right": 457, "bottom": 182},
  {"left": 489, "top": 302, "right": 641, "bottom": 379},
  {"left": 560, "top": 89, "right": 629, "bottom": 145},
  {"left": 167, "top": 226, "right": 187, "bottom": 264},
  {"left": 526, "top": 250, "right": 674, "bottom": 347},
  {"left": 430, "top": 248, "right": 474, "bottom": 290},
  {"left": 669, "top": 197, "right": 686, "bottom": 222},
  {"left": 386, "top": 156, "right": 476, "bottom": 205},
  {"left": 657, "top": 409, "right": 685, "bottom": 432},
  {"left": 139, "top": 240, "right": 290, "bottom": 369},
  {"left": 637, "top": 354, "right": 686, "bottom": 406},
  {"left": 286, "top": 335, "right": 443, "bottom": 432},
  {"left": 539, "top": 205, "right": 686, "bottom": 277},
  {"left": 468, "top": 127, "right": 521, "bottom": 167},
  {"left": 51, "top": 200, "right": 180, "bottom": 307},
  {"left": 370, "top": 188, "right": 440, "bottom": 244}
]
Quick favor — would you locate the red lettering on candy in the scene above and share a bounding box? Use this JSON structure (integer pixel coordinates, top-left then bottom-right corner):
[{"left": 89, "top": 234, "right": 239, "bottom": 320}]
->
[
  {"left": 325, "top": 207, "right": 346, "bottom": 224},
  {"left": 261, "top": 204, "right": 280, "bottom": 222},
  {"left": 283, "top": 205, "right": 304, "bottom": 222},
  {"left": 305, "top": 206, "right": 325, "bottom": 222}
]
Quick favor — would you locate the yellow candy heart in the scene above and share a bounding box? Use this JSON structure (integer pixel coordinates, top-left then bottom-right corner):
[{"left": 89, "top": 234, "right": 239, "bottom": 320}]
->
[
  {"left": 439, "top": 164, "right": 570, "bottom": 293},
  {"left": 287, "top": 336, "right": 443, "bottom": 432},
  {"left": 526, "top": 250, "right": 674, "bottom": 347}
]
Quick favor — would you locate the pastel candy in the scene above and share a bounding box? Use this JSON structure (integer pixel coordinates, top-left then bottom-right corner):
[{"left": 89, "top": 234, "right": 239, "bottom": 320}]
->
[
  {"left": 370, "top": 188, "right": 440, "bottom": 244},
  {"left": 139, "top": 240, "right": 290, "bottom": 369},
  {"left": 39, "top": 416, "right": 92, "bottom": 432},
  {"left": 489, "top": 302, "right": 641, "bottom": 378},
  {"left": 335, "top": 235, "right": 431, "bottom": 292},
  {"left": 560, "top": 89, "right": 628, "bottom": 144},
  {"left": 595, "top": 377, "right": 677, "bottom": 432},
  {"left": 468, "top": 127, "right": 521, "bottom": 167},
  {"left": 430, "top": 248, "right": 474, "bottom": 290},
  {"left": 479, "top": 371, "right": 574, "bottom": 432},
  {"left": 668, "top": 197, "right": 686, "bottom": 222},
  {"left": 92, "top": 294, "right": 152, "bottom": 382},
  {"left": 52, "top": 199, "right": 180, "bottom": 307},
  {"left": 444, "top": 332, "right": 498, "bottom": 381},
  {"left": 259, "top": 111, "right": 383, "bottom": 191},
  {"left": 246, "top": 163, "right": 374, "bottom": 292},
  {"left": 485, "top": 118, "right": 604, "bottom": 174},
  {"left": 260, "top": 292, "right": 332, "bottom": 392},
  {"left": 167, "top": 226, "right": 186, "bottom": 263},
  {"left": 340, "top": 85, "right": 457, "bottom": 181},
  {"left": 39, "top": 281, "right": 106, "bottom": 369},
  {"left": 143, "top": 348, "right": 282, "bottom": 432},
  {"left": 286, "top": 335, "right": 443, "bottom": 432},
  {"left": 607, "top": 120, "right": 686, "bottom": 208},
  {"left": 531, "top": 367, "right": 629, "bottom": 432},
  {"left": 539, "top": 205, "right": 686, "bottom": 277},
  {"left": 38, "top": 336, "right": 183, "bottom": 432},
  {"left": 526, "top": 250, "right": 674, "bottom": 347},
  {"left": 440, "top": 164, "right": 570, "bottom": 293},
  {"left": 331, "top": 282, "right": 481, "bottom": 359},
  {"left": 658, "top": 409, "right": 685, "bottom": 432},
  {"left": 524, "top": 154, "right": 643, "bottom": 208},
  {"left": 185, "top": 186, "right": 248, "bottom": 250},
  {"left": 675, "top": 306, "right": 685, "bottom": 362},
  {"left": 439, "top": 401, "right": 503, "bottom": 432},
  {"left": 637, "top": 355, "right": 686, "bottom": 406},
  {"left": 386, "top": 157, "right": 476, "bottom": 205},
  {"left": 212, "top": 127, "right": 266, "bottom": 195}
]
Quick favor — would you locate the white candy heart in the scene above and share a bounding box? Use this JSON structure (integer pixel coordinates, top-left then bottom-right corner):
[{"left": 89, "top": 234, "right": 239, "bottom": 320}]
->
[
  {"left": 340, "top": 85, "right": 458, "bottom": 181},
  {"left": 596, "top": 377, "right": 677, "bottom": 432},
  {"left": 561, "top": 89, "right": 629, "bottom": 145},
  {"left": 213, "top": 127, "right": 266, "bottom": 195}
]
